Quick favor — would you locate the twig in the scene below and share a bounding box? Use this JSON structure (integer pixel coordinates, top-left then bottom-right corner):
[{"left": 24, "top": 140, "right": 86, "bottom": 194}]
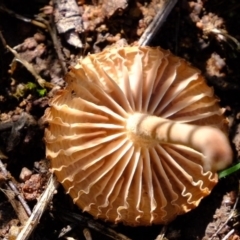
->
[
  {"left": 138, "top": 0, "right": 178, "bottom": 46},
  {"left": 0, "top": 4, "right": 47, "bottom": 29},
  {"left": 56, "top": 209, "right": 132, "bottom": 240},
  {"left": 0, "top": 188, "right": 29, "bottom": 225},
  {"left": 209, "top": 181, "right": 240, "bottom": 240},
  {"left": 35, "top": 16, "right": 68, "bottom": 75},
  {"left": 210, "top": 28, "right": 240, "bottom": 50},
  {"left": 222, "top": 229, "right": 235, "bottom": 240},
  {"left": 0, "top": 159, "right": 32, "bottom": 217},
  {"left": 16, "top": 174, "right": 59, "bottom": 240},
  {"left": 6, "top": 45, "right": 54, "bottom": 89},
  {"left": 0, "top": 4, "right": 67, "bottom": 76}
]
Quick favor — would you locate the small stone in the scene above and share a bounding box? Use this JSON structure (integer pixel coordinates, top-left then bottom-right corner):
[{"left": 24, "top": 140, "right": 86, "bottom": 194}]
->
[{"left": 19, "top": 167, "right": 32, "bottom": 182}]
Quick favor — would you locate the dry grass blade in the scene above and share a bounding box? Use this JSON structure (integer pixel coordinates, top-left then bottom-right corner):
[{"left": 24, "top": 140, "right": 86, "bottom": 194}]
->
[
  {"left": 16, "top": 174, "right": 59, "bottom": 240},
  {"left": 6, "top": 45, "right": 54, "bottom": 89},
  {"left": 138, "top": 0, "right": 178, "bottom": 46},
  {"left": 208, "top": 181, "right": 240, "bottom": 240},
  {"left": 0, "top": 4, "right": 47, "bottom": 29},
  {"left": 0, "top": 159, "right": 31, "bottom": 217},
  {"left": 222, "top": 229, "right": 235, "bottom": 240},
  {"left": 56, "top": 209, "right": 132, "bottom": 240}
]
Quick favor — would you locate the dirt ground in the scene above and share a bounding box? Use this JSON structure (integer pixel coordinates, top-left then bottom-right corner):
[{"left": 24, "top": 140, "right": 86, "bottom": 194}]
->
[{"left": 0, "top": 0, "right": 240, "bottom": 239}]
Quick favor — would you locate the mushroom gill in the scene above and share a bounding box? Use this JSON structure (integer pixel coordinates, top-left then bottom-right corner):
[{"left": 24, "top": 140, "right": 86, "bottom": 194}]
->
[{"left": 43, "top": 46, "right": 232, "bottom": 226}]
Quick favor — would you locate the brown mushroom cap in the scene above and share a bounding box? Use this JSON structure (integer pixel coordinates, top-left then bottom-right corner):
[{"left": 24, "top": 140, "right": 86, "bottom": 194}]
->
[{"left": 43, "top": 46, "right": 232, "bottom": 226}]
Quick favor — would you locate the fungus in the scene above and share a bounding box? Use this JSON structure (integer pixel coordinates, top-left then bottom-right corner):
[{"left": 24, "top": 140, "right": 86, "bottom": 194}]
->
[{"left": 43, "top": 46, "right": 232, "bottom": 226}]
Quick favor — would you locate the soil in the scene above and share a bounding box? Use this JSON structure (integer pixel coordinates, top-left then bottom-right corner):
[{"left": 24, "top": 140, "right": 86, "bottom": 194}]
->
[{"left": 0, "top": 0, "right": 240, "bottom": 239}]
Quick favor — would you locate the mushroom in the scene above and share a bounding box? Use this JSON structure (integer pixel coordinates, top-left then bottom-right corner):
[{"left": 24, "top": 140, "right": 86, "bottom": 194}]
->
[{"left": 43, "top": 46, "right": 232, "bottom": 226}]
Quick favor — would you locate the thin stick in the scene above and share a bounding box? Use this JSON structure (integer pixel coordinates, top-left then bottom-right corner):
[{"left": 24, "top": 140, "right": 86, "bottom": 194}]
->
[
  {"left": 35, "top": 16, "right": 68, "bottom": 75},
  {"left": 16, "top": 174, "right": 59, "bottom": 240},
  {"left": 6, "top": 45, "right": 54, "bottom": 89},
  {"left": 57, "top": 209, "right": 132, "bottom": 240},
  {"left": 0, "top": 4, "right": 67, "bottom": 76},
  {"left": 0, "top": 188, "right": 29, "bottom": 224},
  {"left": 209, "top": 181, "right": 240, "bottom": 240},
  {"left": 222, "top": 229, "right": 234, "bottom": 240},
  {"left": 0, "top": 159, "right": 32, "bottom": 216},
  {"left": 0, "top": 5, "right": 47, "bottom": 29},
  {"left": 138, "top": 0, "right": 178, "bottom": 46}
]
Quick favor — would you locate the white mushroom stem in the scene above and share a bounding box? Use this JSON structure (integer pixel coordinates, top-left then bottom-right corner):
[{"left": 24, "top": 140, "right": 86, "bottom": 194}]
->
[{"left": 126, "top": 113, "right": 232, "bottom": 172}]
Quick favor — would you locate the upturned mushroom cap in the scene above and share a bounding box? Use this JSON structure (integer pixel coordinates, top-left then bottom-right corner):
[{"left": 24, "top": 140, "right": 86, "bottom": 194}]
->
[{"left": 43, "top": 46, "right": 232, "bottom": 226}]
